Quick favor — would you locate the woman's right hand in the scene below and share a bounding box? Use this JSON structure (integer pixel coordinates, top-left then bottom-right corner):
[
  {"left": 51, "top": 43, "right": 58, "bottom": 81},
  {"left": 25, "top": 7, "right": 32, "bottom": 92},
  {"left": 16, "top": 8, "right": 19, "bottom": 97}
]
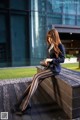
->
[{"left": 44, "top": 58, "right": 52, "bottom": 65}]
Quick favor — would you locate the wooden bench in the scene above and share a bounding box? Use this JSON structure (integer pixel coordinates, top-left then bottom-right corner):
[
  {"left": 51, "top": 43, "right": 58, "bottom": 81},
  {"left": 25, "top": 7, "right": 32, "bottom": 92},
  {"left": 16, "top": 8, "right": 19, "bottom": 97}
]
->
[{"left": 37, "top": 66, "right": 80, "bottom": 119}]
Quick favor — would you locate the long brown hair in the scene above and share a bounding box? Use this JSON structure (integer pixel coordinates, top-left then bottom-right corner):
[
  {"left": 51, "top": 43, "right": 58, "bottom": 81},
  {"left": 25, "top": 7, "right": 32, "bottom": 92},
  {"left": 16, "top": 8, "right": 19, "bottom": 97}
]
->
[{"left": 46, "top": 29, "right": 61, "bottom": 58}]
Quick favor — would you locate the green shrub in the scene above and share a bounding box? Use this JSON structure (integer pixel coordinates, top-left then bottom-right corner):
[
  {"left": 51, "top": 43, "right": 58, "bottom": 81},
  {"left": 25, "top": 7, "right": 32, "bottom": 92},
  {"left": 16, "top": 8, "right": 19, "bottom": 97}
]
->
[{"left": 65, "top": 54, "right": 76, "bottom": 59}]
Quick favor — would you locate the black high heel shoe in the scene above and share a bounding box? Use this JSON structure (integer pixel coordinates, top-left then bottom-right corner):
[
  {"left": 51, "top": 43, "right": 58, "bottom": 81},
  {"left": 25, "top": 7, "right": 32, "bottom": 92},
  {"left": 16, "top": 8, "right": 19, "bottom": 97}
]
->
[
  {"left": 26, "top": 103, "right": 31, "bottom": 109},
  {"left": 15, "top": 104, "right": 32, "bottom": 116},
  {"left": 11, "top": 103, "right": 31, "bottom": 115}
]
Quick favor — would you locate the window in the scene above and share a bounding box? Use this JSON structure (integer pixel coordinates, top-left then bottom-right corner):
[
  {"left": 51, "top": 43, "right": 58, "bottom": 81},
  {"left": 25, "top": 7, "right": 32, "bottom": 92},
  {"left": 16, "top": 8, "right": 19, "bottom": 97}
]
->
[
  {"left": 47, "top": 13, "right": 62, "bottom": 25},
  {"left": 63, "top": 0, "right": 76, "bottom": 14},
  {"left": 63, "top": 15, "right": 75, "bottom": 25},
  {"left": 0, "top": 15, "right": 7, "bottom": 63},
  {"left": 0, "top": 43, "right": 7, "bottom": 62},
  {"left": 10, "top": 0, "right": 27, "bottom": 10},
  {"left": 77, "top": 16, "right": 80, "bottom": 25},
  {"left": 0, "top": 0, "right": 8, "bottom": 8}
]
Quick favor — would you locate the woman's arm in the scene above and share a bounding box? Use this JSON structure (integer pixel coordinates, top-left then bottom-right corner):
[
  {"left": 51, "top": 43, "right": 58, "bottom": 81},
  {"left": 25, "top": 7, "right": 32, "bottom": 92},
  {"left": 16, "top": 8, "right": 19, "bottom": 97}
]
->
[
  {"left": 45, "top": 44, "right": 65, "bottom": 65},
  {"left": 51, "top": 44, "right": 65, "bottom": 64}
]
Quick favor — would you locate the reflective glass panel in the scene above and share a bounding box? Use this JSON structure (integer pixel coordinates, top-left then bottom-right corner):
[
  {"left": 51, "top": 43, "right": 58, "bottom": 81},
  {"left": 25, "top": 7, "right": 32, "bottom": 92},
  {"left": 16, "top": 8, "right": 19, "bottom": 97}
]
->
[
  {"left": 77, "top": 0, "right": 80, "bottom": 15},
  {"left": 0, "top": 15, "right": 6, "bottom": 43},
  {"left": 30, "top": 11, "right": 47, "bottom": 65},
  {"left": 77, "top": 16, "right": 80, "bottom": 25},
  {"left": 0, "top": 0, "right": 8, "bottom": 8},
  {"left": 47, "top": 0, "right": 63, "bottom": 13},
  {"left": 63, "top": 0, "right": 76, "bottom": 14},
  {"left": 63, "top": 15, "right": 75, "bottom": 25},
  {"left": 0, "top": 15, "right": 7, "bottom": 65},
  {"left": 11, "top": 16, "right": 26, "bottom": 66},
  {"left": 10, "top": 0, "right": 26, "bottom": 10},
  {"left": 47, "top": 13, "right": 62, "bottom": 25},
  {"left": 31, "top": 0, "right": 46, "bottom": 12}
]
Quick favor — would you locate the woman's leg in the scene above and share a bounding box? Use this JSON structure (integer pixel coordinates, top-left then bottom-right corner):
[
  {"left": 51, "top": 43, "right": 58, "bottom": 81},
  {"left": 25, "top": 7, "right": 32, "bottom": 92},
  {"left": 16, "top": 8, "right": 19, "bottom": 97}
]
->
[
  {"left": 19, "top": 69, "right": 54, "bottom": 111},
  {"left": 16, "top": 73, "right": 44, "bottom": 107},
  {"left": 15, "top": 84, "right": 31, "bottom": 107}
]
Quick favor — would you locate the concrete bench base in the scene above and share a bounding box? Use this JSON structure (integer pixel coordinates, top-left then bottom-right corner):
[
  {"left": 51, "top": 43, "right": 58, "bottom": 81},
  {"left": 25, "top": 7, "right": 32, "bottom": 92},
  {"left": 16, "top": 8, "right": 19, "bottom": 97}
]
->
[{"left": 37, "top": 67, "right": 80, "bottom": 119}]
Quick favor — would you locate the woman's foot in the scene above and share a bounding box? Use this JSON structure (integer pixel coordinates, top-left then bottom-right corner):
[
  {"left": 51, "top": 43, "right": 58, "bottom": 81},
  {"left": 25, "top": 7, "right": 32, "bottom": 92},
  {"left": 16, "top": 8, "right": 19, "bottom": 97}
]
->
[
  {"left": 11, "top": 103, "right": 31, "bottom": 115},
  {"left": 15, "top": 104, "right": 31, "bottom": 116},
  {"left": 15, "top": 110, "right": 23, "bottom": 116},
  {"left": 11, "top": 106, "right": 23, "bottom": 115},
  {"left": 27, "top": 104, "right": 31, "bottom": 109}
]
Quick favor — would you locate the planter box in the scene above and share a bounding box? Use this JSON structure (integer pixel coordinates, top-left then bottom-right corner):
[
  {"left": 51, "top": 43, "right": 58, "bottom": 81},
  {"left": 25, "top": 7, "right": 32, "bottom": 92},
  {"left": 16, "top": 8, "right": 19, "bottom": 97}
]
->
[{"left": 37, "top": 67, "right": 80, "bottom": 119}]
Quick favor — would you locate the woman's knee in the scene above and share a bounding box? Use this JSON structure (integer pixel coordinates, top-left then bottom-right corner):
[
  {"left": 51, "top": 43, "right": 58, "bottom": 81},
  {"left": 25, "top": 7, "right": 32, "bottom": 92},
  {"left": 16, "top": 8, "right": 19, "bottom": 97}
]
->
[{"left": 33, "top": 73, "right": 41, "bottom": 80}]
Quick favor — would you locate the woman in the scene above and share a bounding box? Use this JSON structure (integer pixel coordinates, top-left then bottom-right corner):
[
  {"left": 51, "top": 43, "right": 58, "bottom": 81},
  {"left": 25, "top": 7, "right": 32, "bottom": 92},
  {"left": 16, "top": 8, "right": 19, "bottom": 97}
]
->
[{"left": 11, "top": 29, "right": 65, "bottom": 115}]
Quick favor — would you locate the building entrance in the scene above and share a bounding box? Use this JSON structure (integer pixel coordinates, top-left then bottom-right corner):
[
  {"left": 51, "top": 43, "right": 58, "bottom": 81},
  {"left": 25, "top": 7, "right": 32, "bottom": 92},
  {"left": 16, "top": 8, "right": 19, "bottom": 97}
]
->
[
  {"left": 60, "top": 33, "right": 80, "bottom": 57},
  {"left": 53, "top": 25, "right": 80, "bottom": 57}
]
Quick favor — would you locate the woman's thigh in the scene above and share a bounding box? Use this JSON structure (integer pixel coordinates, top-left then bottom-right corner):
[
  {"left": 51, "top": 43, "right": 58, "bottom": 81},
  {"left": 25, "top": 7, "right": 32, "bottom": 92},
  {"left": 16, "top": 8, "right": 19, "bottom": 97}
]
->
[{"left": 35, "top": 68, "right": 54, "bottom": 80}]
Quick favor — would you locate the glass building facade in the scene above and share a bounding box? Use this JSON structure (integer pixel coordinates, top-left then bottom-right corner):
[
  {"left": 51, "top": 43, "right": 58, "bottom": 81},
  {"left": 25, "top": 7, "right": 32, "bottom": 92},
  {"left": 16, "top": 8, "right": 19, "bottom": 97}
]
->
[{"left": 0, "top": 0, "right": 80, "bottom": 67}]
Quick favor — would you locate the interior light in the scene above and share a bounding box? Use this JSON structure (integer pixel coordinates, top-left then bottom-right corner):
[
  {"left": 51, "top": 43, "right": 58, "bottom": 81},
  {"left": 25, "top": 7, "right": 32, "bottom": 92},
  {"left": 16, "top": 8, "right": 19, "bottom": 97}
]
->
[{"left": 70, "top": 33, "right": 72, "bottom": 34}]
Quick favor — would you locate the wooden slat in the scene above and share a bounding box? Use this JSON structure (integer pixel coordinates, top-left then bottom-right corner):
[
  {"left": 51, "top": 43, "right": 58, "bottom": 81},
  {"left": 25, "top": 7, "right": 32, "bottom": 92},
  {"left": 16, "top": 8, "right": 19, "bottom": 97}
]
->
[
  {"left": 72, "top": 108, "right": 80, "bottom": 119},
  {"left": 73, "top": 87, "right": 80, "bottom": 98},
  {"left": 42, "top": 77, "right": 80, "bottom": 108},
  {"left": 62, "top": 68, "right": 80, "bottom": 77},
  {"left": 40, "top": 81, "right": 73, "bottom": 118},
  {"left": 38, "top": 86, "right": 69, "bottom": 119},
  {"left": 34, "top": 91, "right": 51, "bottom": 120},
  {"left": 37, "top": 67, "right": 80, "bottom": 119},
  {"left": 60, "top": 73, "right": 80, "bottom": 85},
  {"left": 41, "top": 80, "right": 72, "bottom": 108},
  {"left": 55, "top": 75, "right": 80, "bottom": 98},
  {"left": 43, "top": 77, "right": 72, "bottom": 97}
]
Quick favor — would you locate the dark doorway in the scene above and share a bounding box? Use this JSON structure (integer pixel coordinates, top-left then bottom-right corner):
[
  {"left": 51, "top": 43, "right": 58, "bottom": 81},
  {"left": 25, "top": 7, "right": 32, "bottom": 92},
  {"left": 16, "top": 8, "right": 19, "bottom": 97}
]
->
[{"left": 59, "top": 33, "right": 80, "bottom": 56}]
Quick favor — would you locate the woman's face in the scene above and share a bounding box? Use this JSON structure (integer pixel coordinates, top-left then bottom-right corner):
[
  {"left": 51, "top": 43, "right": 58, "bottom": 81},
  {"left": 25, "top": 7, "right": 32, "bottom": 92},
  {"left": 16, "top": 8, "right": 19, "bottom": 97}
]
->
[{"left": 47, "top": 37, "right": 52, "bottom": 45}]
